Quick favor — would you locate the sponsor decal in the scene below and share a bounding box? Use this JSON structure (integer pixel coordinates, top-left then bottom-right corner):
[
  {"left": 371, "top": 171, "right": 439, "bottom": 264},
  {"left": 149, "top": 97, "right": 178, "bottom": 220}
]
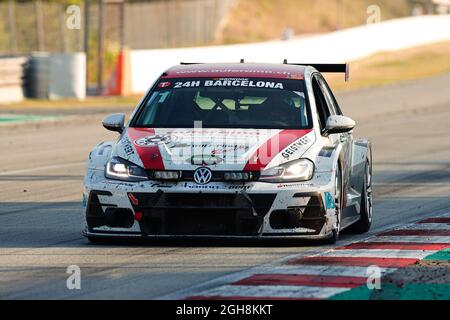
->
[
  {"left": 287, "top": 73, "right": 304, "bottom": 80},
  {"left": 244, "top": 129, "right": 312, "bottom": 171},
  {"left": 128, "top": 193, "right": 139, "bottom": 206},
  {"left": 183, "top": 182, "right": 220, "bottom": 190},
  {"left": 281, "top": 136, "right": 310, "bottom": 159},
  {"left": 164, "top": 129, "right": 263, "bottom": 138},
  {"left": 158, "top": 81, "right": 172, "bottom": 88},
  {"left": 276, "top": 183, "right": 314, "bottom": 189},
  {"left": 204, "top": 79, "right": 284, "bottom": 89},
  {"left": 174, "top": 81, "right": 200, "bottom": 88},
  {"left": 325, "top": 192, "right": 336, "bottom": 209},
  {"left": 173, "top": 143, "right": 249, "bottom": 152},
  {"left": 150, "top": 183, "right": 173, "bottom": 188},
  {"left": 121, "top": 137, "right": 135, "bottom": 156},
  {"left": 182, "top": 182, "right": 251, "bottom": 191},
  {"left": 211, "top": 144, "right": 249, "bottom": 153},
  {"left": 169, "top": 79, "right": 284, "bottom": 90},
  {"left": 227, "top": 184, "right": 252, "bottom": 190},
  {"left": 174, "top": 69, "right": 291, "bottom": 77},
  {"left": 134, "top": 134, "right": 178, "bottom": 147},
  {"left": 127, "top": 129, "right": 165, "bottom": 170}
]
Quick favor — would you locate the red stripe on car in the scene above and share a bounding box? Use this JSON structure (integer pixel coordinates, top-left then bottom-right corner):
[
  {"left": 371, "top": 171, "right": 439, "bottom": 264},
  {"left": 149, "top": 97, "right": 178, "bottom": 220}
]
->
[
  {"left": 162, "top": 64, "right": 306, "bottom": 80},
  {"left": 127, "top": 128, "right": 165, "bottom": 170},
  {"left": 244, "top": 129, "right": 312, "bottom": 171}
]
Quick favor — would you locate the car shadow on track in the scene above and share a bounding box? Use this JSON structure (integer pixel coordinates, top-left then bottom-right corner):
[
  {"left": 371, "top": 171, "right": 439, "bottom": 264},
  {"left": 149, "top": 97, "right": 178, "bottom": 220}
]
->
[
  {"left": 0, "top": 201, "right": 334, "bottom": 248},
  {"left": 86, "top": 236, "right": 332, "bottom": 248}
]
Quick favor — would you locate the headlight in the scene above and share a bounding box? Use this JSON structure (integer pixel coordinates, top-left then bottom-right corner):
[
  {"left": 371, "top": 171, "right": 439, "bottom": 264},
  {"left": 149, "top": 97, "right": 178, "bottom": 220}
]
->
[
  {"left": 259, "top": 159, "right": 314, "bottom": 183},
  {"left": 105, "top": 157, "right": 148, "bottom": 182}
]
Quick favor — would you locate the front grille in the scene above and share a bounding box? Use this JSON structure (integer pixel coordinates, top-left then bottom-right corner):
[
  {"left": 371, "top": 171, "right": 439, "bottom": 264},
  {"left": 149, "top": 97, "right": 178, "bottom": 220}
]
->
[
  {"left": 148, "top": 209, "right": 261, "bottom": 236},
  {"left": 129, "top": 192, "right": 276, "bottom": 236},
  {"left": 146, "top": 170, "right": 260, "bottom": 182}
]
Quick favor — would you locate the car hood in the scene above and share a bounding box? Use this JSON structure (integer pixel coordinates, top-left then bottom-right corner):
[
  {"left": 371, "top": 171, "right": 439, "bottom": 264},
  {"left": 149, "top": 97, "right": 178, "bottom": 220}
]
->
[{"left": 114, "top": 128, "right": 316, "bottom": 171}]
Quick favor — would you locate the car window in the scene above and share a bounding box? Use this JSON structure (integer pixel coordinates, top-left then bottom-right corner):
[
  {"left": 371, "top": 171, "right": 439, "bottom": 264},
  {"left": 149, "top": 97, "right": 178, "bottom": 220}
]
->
[
  {"left": 132, "top": 78, "right": 312, "bottom": 129},
  {"left": 317, "top": 78, "right": 336, "bottom": 116},
  {"left": 312, "top": 75, "right": 329, "bottom": 131},
  {"left": 319, "top": 76, "right": 342, "bottom": 116}
]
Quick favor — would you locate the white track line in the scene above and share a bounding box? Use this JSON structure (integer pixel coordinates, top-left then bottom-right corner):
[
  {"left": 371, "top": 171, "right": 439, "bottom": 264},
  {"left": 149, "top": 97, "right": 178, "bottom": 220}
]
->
[
  {"left": 425, "top": 213, "right": 450, "bottom": 218},
  {"left": 321, "top": 249, "right": 433, "bottom": 259},
  {"left": 195, "top": 285, "right": 350, "bottom": 299},
  {"left": 0, "top": 161, "right": 86, "bottom": 175},
  {"left": 367, "top": 236, "right": 450, "bottom": 243},
  {"left": 398, "top": 223, "right": 450, "bottom": 230},
  {"left": 252, "top": 265, "right": 396, "bottom": 277}
]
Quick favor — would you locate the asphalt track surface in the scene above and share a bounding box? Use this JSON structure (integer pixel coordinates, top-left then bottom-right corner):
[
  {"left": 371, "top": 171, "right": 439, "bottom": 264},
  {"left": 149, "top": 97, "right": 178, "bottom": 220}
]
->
[{"left": 1, "top": 73, "right": 450, "bottom": 299}]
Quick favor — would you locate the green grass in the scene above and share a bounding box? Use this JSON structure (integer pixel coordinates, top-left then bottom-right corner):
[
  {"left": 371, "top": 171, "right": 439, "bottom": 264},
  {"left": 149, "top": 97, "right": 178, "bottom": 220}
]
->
[
  {"left": 330, "top": 284, "right": 450, "bottom": 300},
  {"left": 424, "top": 249, "right": 450, "bottom": 261},
  {"left": 0, "top": 114, "right": 63, "bottom": 123}
]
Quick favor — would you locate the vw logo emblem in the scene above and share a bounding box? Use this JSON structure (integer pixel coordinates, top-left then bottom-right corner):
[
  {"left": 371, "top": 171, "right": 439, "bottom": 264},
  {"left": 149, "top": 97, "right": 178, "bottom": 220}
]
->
[{"left": 193, "top": 167, "right": 212, "bottom": 185}]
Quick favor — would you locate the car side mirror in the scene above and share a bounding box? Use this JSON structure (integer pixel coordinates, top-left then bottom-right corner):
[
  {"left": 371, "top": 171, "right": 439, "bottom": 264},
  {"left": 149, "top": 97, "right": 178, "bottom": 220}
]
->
[
  {"left": 102, "top": 113, "right": 125, "bottom": 133},
  {"left": 324, "top": 115, "right": 356, "bottom": 136}
]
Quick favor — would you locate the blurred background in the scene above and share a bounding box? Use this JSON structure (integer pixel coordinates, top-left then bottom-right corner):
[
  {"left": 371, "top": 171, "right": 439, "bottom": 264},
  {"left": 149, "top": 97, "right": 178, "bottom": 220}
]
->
[{"left": 0, "top": 0, "right": 449, "bottom": 106}]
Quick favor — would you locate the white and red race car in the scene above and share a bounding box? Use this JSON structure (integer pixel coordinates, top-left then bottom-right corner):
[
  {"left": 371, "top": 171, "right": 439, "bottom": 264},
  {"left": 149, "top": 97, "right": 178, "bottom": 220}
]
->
[{"left": 82, "top": 62, "right": 372, "bottom": 243}]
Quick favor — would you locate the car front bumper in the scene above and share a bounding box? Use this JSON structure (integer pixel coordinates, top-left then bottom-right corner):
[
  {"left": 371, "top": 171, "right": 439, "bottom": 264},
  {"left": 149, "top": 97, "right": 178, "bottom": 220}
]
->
[{"left": 82, "top": 168, "right": 337, "bottom": 239}]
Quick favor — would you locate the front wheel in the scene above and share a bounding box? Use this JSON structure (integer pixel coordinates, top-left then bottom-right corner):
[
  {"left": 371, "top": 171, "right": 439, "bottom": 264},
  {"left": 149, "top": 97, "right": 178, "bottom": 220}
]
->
[{"left": 348, "top": 160, "right": 373, "bottom": 234}]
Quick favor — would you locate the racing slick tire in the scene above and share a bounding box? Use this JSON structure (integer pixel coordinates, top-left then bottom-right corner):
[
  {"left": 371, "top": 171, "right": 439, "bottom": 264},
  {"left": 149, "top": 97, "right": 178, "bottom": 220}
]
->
[
  {"left": 324, "top": 163, "right": 343, "bottom": 244},
  {"left": 348, "top": 160, "right": 373, "bottom": 234}
]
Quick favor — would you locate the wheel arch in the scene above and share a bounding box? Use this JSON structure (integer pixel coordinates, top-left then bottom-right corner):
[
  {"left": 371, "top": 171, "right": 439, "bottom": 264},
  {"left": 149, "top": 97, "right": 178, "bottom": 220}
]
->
[{"left": 87, "top": 141, "right": 115, "bottom": 171}]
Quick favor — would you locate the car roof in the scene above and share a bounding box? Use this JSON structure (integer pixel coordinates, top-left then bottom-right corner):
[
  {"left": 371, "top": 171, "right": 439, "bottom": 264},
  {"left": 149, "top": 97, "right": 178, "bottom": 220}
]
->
[{"left": 161, "top": 63, "right": 308, "bottom": 80}]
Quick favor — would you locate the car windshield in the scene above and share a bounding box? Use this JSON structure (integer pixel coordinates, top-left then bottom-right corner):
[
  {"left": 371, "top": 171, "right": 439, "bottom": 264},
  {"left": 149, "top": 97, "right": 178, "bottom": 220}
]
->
[{"left": 132, "top": 78, "right": 312, "bottom": 129}]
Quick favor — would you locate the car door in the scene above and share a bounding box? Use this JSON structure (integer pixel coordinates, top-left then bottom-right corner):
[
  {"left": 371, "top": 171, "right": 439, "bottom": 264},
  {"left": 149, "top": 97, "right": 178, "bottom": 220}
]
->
[
  {"left": 317, "top": 75, "right": 358, "bottom": 223},
  {"left": 311, "top": 74, "right": 336, "bottom": 142}
]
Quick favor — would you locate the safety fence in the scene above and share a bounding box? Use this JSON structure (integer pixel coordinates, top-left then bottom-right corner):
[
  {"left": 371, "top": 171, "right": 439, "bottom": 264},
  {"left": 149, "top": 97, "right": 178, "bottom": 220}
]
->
[{"left": 0, "top": 0, "right": 235, "bottom": 55}]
